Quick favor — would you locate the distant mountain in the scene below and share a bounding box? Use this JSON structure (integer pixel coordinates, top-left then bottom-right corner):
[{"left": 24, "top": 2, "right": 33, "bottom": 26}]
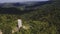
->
[{"left": 0, "top": 1, "right": 52, "bottom": 8}]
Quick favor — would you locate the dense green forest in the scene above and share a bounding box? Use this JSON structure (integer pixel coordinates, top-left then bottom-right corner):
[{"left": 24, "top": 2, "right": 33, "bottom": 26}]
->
[{"left": 0, "top": 0, "right": 60, "bottom": 34}]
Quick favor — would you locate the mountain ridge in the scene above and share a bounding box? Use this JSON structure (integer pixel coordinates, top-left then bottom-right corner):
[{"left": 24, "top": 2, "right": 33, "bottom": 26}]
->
[{"left": 0, "top": 1, "right": 52, "bottom": 8}]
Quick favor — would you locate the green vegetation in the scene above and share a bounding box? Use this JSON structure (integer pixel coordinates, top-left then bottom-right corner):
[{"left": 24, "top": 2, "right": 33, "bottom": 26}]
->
[{"left": 0, "top": 0, "right": 60, "bottom": 34}]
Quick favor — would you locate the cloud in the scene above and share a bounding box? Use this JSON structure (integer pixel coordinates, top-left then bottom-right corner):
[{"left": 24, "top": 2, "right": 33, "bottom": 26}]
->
[{"left": 0, "top": 0, "right": 49, "bottom": 3}]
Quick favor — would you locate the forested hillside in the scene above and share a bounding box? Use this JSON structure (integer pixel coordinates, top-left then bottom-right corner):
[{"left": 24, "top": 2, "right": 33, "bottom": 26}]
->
[{"left": 0, "top": 0, "right": 60, "bottom": 34}]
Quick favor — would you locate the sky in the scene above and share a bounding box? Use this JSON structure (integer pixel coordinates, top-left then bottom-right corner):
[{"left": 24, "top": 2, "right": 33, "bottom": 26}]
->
[{"left": 0, "top": 0, "right": 49, "bottom": 3}]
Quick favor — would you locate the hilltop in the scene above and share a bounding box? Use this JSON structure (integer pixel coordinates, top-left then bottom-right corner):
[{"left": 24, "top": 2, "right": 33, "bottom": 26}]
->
[{"left": 0, "top": 0, "right": 60, "bottom": 34}]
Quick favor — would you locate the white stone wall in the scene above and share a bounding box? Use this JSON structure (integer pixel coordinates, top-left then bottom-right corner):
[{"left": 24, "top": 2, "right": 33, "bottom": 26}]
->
[{"left": 0, "top": 30, "right": 2, "bottom": 34}]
